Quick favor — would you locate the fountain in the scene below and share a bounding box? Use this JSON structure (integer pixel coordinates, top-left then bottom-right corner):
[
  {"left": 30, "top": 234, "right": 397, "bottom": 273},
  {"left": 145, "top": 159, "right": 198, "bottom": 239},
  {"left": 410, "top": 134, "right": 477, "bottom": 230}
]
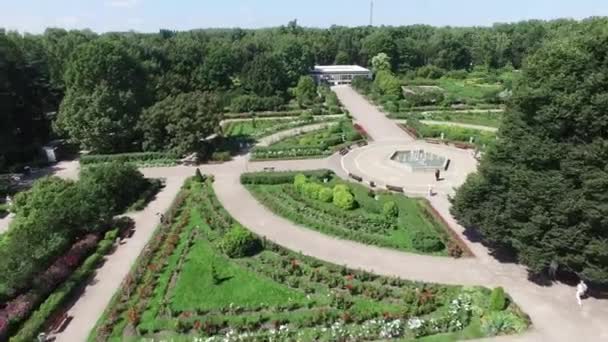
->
[{"left": 390, "top": 149, "right": 446, "bottom": 172}]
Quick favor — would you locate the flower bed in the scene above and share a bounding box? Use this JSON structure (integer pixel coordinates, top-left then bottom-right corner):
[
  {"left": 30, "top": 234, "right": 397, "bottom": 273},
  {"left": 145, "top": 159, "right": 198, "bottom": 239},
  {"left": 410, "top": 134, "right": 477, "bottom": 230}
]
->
[
  {"left": 250, "top": 120, "right": 364, "bottom": 160},
  {"left": 222, "top": 116, "right": 341, "bottom": 140},
  {"left": 90, "top": 173, "right": 529, "bottom": 341},
  {"left": 243, "top": 171, "right": 457, "bottom": 255}
]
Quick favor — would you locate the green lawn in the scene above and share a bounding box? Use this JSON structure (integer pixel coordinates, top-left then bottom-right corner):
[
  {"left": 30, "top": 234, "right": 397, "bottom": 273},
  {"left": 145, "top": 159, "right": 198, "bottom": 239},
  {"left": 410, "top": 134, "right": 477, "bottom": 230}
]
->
[
  {"left": 438, "top": 78, "right": 502, "bottom": 102},
  {"left": 415, "top": 123, "right": 496, "bottom": 147},
  {"left": 420, "top": 110, "right": 503, "bottom": 128},
  {"left": 245, "top": 173, "right": 453, "bottom": 255},
  {"left": 170, "top": 217, "right": 306, "bottom": 312}
]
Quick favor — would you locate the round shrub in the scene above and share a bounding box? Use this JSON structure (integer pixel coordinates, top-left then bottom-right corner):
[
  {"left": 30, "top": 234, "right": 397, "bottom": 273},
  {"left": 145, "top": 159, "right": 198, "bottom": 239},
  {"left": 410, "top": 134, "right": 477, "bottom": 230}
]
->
[
  {"left": 293, "top": 174, "right": 308, "bottom": 193},
  {"left": 219, "top": 225, "right": 262, "bottom": 258},
  {"left": 382, "top": 201, "right": 399, "bottom": 218},
  {"left": 489, "top": 287, "right": 507, "bottom": 311},
  {"left": 333, "top": 184, "right": 350, "bottom": 194},
  {"left": 303, "top": 182, "right": 322, "bottom": 200},
  {"left": 318, "top": 187, "right": 333, "bottom": 203},
  {"left": 411, "top": 231, "right": 445, "bottom": 253},
  {"left": 333, "top": 189, "right": 355, "bottom": 210}
]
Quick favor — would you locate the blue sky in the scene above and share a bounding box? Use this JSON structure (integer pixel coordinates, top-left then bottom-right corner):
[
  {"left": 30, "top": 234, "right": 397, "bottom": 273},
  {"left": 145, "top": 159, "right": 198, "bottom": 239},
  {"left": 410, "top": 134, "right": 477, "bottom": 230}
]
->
[{"left": 2, "top": 0, "right": 608, "bottom": 33}]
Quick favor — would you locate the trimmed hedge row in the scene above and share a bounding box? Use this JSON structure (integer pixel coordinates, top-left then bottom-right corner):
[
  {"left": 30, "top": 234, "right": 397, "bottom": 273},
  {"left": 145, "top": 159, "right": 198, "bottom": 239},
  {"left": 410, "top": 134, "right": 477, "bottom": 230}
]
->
[
  {"left": 80, "top": 152, "right": 178, "bottom": 165},
  {"left": 240, "top": 170, "right": 333, "bottom": 185},
  {"left": 10, "top": 229, "right": 118, "bottom": 342}
]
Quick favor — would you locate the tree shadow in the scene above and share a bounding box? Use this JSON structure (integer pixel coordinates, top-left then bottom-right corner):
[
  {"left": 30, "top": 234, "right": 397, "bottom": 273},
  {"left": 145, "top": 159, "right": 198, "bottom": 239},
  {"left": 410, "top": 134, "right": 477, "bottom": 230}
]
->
[{"left": 214, "top": 275, "right": 234, "bottom": 285}]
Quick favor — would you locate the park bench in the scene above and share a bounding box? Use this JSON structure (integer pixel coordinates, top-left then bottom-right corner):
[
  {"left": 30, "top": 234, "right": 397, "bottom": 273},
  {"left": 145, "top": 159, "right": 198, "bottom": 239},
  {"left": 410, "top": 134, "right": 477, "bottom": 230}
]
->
[
  {"left": 348, "top": 173, "right": 363, "bottom": 182},
  {"left": 339, "top": 148, "right": 349, "bottom": 156},
  {"left": 386, "top": 184, "right": 404, "bottom": 193},
  {"left": 356, "top": 141, "right": 368, "bottom": 147},
  {"left": 47, "top": 312, "right": 73, "bottom": 334},
  {"left": 263, "top": 167, "right": 275, "bottom": 172}
]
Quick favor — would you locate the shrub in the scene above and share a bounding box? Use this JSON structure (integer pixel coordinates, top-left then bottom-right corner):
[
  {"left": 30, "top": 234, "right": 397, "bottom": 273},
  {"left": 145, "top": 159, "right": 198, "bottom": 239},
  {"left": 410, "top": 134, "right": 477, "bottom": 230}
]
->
[
  {"left": 219, "top": 225, "right": 263, "bottom": 258},
  {"left": 211, "top": 151, "right": 232, "bottom": 162},
  {"left": 411, "top": 231, "right": 445, "bottom": 252},
  {"left": 302, "top": 182, "right": 322, "bottom": 200},
  {"left": 293, "top": 174, "right": 308, "bottom": 193},
  {"left": 382, "top": 201, "right": 399, "bottom": 218},
  {"left": 80, "top": 152, "right": 177, "bottom": 165},
  {"left": 318, "top": 187, "right": 333, "bottom": 203},
  {"left": 489, "top": 287, "right": 507, "bottom": 311},
  {"left": 229, "top": 95, "right": 284, "bottom": 113},
  {"left": 416, "top": 65, "right": 446, "bottom": 79},
  {"left": 333, "top": 187, "right": 355, "bottom": 210},
  {"left": 240, "top": 170, "right": 333, "bottom": 185}
]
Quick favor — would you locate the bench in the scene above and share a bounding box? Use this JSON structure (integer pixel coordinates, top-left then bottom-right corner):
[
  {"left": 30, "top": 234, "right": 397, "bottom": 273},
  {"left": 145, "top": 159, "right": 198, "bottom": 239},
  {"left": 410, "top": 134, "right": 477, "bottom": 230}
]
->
[
  {"left": 386, "top": 184, "right": 404, "bottom": 193},
  {"left": 263, "top": 167, "right": 275, "bottom": 172},
  {"left": 339, "top": 148, "right": 350, "bottom": 156},
  {"left": 48, "top": 312, "right": 73, "bottom": 334},
  {"left": 356, "top": 141, "right": 368, "bottom": 147},
  {"left": 348, "top": 173, "right": 363, "bottom": 182}
]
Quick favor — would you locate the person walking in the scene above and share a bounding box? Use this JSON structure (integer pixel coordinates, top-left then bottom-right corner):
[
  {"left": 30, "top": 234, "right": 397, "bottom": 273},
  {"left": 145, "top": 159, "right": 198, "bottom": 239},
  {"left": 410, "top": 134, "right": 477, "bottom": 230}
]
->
[
  {"left": 576, "top": 280, "right": 588, "bottom": 306},
  {"left": 435, "top": 169, "right": 440, "bottom": 181}
]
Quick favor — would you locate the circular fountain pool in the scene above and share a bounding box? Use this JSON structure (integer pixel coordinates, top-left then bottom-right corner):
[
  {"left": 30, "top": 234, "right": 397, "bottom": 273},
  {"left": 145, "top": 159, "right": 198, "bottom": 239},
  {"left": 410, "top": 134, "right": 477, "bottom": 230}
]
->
[{"left": 390, "top": 149, "right": 446, "bottom": 172}]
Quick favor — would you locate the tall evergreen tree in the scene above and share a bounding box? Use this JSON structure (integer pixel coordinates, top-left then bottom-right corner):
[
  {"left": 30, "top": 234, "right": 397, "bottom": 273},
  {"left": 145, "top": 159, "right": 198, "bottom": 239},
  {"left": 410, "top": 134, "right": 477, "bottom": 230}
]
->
[{"left": 452, "top": 23, "right": 608, "bottom": 284}]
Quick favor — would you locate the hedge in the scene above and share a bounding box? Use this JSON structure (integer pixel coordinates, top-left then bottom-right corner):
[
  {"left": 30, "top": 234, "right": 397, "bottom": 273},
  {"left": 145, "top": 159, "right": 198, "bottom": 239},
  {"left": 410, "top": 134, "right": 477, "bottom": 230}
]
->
[
  {"left": 80, "top": 152, "right": 178, "bottom": 165},
  {"left": 10, "top": 229, "right": 118, "bottom": 342},
  {"left": 240, "top": 170, "right": 333, "bottom": 185}
]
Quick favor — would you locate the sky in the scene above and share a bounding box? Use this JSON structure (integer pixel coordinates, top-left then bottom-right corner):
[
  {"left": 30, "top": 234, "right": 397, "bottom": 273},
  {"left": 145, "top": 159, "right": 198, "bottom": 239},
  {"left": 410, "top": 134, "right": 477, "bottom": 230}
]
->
[{"left": 2, "top": 0, "right": 608, "bottom": 34}]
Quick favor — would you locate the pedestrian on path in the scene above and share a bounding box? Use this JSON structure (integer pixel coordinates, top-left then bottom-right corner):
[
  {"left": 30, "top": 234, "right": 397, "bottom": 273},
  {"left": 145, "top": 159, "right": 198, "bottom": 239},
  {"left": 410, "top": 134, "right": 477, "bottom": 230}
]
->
[
  {"left": 435, "top": 169, "right": 441, "bottom": 181},
  {"left": 427, "top": 184, "right": 434, "bottom": 197},
  {"left": 576, "top": 280, "right": 588, "bottom": 306}
]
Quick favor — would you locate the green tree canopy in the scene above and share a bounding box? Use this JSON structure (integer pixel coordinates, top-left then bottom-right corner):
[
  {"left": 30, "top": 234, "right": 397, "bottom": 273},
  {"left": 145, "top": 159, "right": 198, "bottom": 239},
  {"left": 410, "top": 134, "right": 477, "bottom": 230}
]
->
[
  {"left": 138, "top": 91, "right": 222, "bottom": 156},
  {"left": 451, "top": 26, "right": 608, "bottom": 284},
  {"left": 294, "top": 75, "right": 317, "bottom": 107}
]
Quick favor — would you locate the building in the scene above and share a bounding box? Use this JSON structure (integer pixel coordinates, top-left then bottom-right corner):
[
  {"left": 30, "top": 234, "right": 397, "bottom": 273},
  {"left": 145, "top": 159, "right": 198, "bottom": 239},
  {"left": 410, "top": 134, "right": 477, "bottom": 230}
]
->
[{"left": 311, "top": 65, "right": 372, "bottom": 85}]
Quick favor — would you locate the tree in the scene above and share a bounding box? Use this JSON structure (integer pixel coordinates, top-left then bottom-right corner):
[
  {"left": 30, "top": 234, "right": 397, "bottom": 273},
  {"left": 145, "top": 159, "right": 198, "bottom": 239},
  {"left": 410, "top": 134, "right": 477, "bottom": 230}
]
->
[
  {"left": 242, "top": 53, "right": 289, "bottom": 97},
  {"left": 138, "top": 91, "right": 222, "bottom": 156},
  {"left": 451, "top": 26, "right": 608, "bottom": 285},
  {"left": 371, "top": 53, "right": 391, "bottom": 73},
  {"left": 334, "top": 51, "right": 350, "bottom": 64},
  {"left": 294, "top": 75, "right": 317, "bottom": 107},
  {"left": 55, "top": 84, "right": 140, "bottom": 153},
  {"left": 374, "top": 70, "right": 402, "bottom": 98}
]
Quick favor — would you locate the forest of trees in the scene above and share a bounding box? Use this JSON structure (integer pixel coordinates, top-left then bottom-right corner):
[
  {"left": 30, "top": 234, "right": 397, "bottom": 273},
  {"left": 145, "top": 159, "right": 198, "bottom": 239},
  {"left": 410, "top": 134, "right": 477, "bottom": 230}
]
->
[
  {"left": 2, "top": 18, "right": 602, "bottom": 170},
  {"left": 452, "top": 19, "right": 608, "bottom": 285}
]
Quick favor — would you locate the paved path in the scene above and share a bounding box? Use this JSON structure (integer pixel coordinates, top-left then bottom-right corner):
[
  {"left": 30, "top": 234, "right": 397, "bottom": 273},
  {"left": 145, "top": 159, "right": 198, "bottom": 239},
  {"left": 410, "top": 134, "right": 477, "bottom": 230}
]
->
[
  {"left": 220, "top": 114, "right": 343, "bottom": 125},
  {"left": 256, "top": 122, "right": 337, "bottom": 147},
  {"left": 54, "top": 174, "right": 186, "bottom": 342},
  {"left": 333, "top": 85, "right": 412, "bottom": 142},
  {"left": 393, "top": 119, "right": 498, "bottom": 132},
  {"left": 52, "top": 87, "right": 608, "bottom": 342}
]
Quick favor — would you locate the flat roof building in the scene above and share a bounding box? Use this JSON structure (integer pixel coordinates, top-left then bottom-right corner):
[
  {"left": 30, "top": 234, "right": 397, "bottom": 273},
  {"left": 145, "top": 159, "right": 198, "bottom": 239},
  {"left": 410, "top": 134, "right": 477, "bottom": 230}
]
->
[{"left": 311, "top": 65, "right": 372, "bottom": 85}]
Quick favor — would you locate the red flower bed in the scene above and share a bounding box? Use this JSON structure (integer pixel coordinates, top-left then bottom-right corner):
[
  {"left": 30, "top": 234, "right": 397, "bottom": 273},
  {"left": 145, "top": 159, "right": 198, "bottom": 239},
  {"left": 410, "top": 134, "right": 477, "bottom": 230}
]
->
[{"left": 0, "top": 234, "right": 100, "bottom": 339}]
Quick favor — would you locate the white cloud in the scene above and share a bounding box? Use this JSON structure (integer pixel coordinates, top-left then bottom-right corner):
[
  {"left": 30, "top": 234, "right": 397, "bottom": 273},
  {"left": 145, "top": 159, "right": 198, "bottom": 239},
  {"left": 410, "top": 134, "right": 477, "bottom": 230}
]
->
[{"left": 106, "top": 0, "right": 140, "bottom": 8}]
